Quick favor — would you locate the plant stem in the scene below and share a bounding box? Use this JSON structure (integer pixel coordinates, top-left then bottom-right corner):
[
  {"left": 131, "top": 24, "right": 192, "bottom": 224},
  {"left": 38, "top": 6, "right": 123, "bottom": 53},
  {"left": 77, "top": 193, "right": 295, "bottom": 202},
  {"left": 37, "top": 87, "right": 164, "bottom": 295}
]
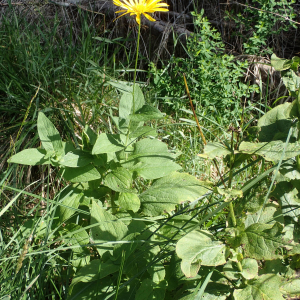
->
[
  {"left": 125, "top": 21, "right": 141, "bottom": 156},
  {"left": 229, "top": 202, "right": 237, "bottom": 227},
  {"left": 228, "top": 130, "right": 237, "bottom": 227},
  {"left": 236, "top": 261, "right": 243, "bottom": 272},
  {"left": 183, "top": 74, "right": 206, "bottom": 145},
  {"left": 132, "top": 21, "right": 142, "bottom": 113}
]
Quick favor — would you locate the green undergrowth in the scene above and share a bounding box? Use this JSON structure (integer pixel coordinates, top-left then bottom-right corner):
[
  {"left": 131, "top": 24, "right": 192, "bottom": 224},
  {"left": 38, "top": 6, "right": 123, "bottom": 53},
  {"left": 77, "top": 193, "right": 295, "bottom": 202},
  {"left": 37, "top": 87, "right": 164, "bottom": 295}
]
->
[
  {"left": 1, "top": 7, "right": 300, "bottom": 300},
  {"left": 150, "top": 11, "right": 258, "bottom": 124}
]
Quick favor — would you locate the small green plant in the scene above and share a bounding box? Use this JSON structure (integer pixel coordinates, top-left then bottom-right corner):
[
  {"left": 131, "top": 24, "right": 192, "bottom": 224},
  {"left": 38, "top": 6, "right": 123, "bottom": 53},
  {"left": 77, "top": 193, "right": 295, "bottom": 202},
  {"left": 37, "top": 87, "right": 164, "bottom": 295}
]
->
[
  {"left": 227, "top": 0, "right": 296, "bottom": 55},
  {"left": 150, "top": 11, "right": 257, "bottom": 121}
]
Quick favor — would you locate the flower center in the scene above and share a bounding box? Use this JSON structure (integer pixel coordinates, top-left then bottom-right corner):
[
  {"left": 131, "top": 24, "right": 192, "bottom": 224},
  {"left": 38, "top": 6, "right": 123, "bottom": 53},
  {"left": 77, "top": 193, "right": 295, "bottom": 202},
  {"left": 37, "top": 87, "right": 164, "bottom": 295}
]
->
[{"left": 134, "top": 3, "right": 146, "bottom": 13}]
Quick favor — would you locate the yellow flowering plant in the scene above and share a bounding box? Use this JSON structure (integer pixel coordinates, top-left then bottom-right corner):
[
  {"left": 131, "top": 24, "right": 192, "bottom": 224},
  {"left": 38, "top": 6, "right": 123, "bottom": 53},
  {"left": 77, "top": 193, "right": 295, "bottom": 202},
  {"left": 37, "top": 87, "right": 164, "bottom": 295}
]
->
[
  {"left": 113, "top": 0, "right": 168, "bottom": 114},
  {"left": 113, "top": 0, "right": 169, "bottom": 25}
]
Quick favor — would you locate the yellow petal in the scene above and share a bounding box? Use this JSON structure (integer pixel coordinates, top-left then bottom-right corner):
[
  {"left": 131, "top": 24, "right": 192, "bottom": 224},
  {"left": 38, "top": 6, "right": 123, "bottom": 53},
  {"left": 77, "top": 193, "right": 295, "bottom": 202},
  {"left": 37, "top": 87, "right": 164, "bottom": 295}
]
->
[
  {"left": 136, "top": 13, "right": 141, "bottom": 24},
  {"left": 124, "top": 0, "right": 134, "bottom": 8},
  {"left": 113, "top": 0, "right": 124, "bottom": 7},
  {"left": 114, "top": 11, "right": 131, "bottom": 21},
  {"left": 113, "top": 0, "right": 122, "bottom": 5},
  {"left": 156, "top": 3, "right": 168, "bottom": 6},
  {"left": 143, "top": 13, "right": 156, "bottom": 22},
  {"left": 114, "top": 1, "right": 130, "bottom": 10},
  {"left": 152, "top": 8, "right": 169, "bottom": 11}
]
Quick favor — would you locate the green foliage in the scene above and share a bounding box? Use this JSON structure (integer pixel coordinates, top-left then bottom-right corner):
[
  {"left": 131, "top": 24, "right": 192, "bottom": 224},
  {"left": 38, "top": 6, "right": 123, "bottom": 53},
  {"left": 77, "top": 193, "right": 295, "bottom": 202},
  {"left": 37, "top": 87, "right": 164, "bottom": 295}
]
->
[
  {"left": 172, "top": 54, "right": 300, "bottom": 299},
  {"left": 7, "top": 84, "right": 214, "bottom": 299},
  {"left": 227, "top": 0, "right": 296, "bottom": 54},
  {"left": 150, "top": 11, "right": 257, "bottom": 119},
  {"left": 2, "top": 5, "right": 300, "bottom": 297}
]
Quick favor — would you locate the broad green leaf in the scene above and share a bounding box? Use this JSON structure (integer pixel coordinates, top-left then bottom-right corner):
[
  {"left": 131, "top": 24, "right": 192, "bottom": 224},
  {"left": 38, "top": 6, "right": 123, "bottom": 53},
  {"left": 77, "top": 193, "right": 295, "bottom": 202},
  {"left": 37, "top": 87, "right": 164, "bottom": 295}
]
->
[
  {"left": 129, "top": 126, "right": 157, "bottom": 138},
  {"left": 135, "top": 278, "right": 166, "bottom": 300},
  {"left": 64, "top": 223, "right": 90, "bottom": 268},
  {"left": 199, "top": 142, "right": 231, "bottom": 159},
  {"left": 282, "top": 69, "right": 300, "bottom": 96},
  {"left": 90, "top": 200, "right": 128, "bottom": 255},
  {"left": 239, "top": 140, "right": 300, "bottom": 161},
  {"left": 104, "top": 167, "right": 134, "bottom": 193},
  {"left": 271, "top": 53, "right": 292, "bottom": 71},
  {"left": 259, "top": 259, "right": 290, "bottom": 275},
  {"left": 118, "top": 192, "right": 140, "bottom": 212},
  {"left": 159, "top": 215, "right": 199, "bottom": 241},
  {"left": 122, "top": 138, "right": 181, "bottom": 179},
  {"left": 279, "top": 162, "right": 300, "bottom": 181},
  {"left": 238, "top": 223, "right": 293, "bottom": 260},
  {"left": 92, "top": 133, "right": 124, "bottom": 154},
  {"left": 223, "top": 260, "right": 240, "bottom": 281},
  {"left": 272, "top": 181, "right": 300, "bottom": 221},
  {"left": 129, "top": 138, "right": 175, "bottom": 158},
  {"left": 244, "top": 203, "right": 284, "bottom": 228},
  {"left": 68, "top": 278, "right": 112, "bottom": 300},
  {"left": 84, "top": 125, "right": 97, "bottom": 145},
  {"left": 176, "top": 230, "right": 226, "bottom": 278},
  {"left": 59, "top": 150, "right": 94, "bottom": 168},
  {"left": 69, "top": 259, "right": 119, "bottom": 294},
  {"left": 37, "top": 112, "right": 63, "bottom": 155},
  {"left": 126, "top": 157, "right": 181, "bottom": 180},
  {"left": 256, "top": 102, "right": 297, "bottom": 142},
  {"left": 233, "top": 274, "right": 284, "bottom": 300},
  {"left": 281, "top": 279, "right": 300, "bottom": 297},
  {"left": 8, "top": 148, "right": 49, "bottom": 165},
  {"left": 148, "top": 262, "right": 165, "bottom": 283},
  {"left": 130, "top": 105, "right": 164, "bottom": 122},
  {"left": 291, "top": 56, "right": 300, "bottom": 71},
  {"left": 56, "top": 186, "right": 83, "bottom": 223},
  {"left": 179, "top": 290, "right": 228, "bottom": 300},
  {"left": 201, "top": 294, "right": 227, "bottom": 300},
  {"left": 241, "top": 258, "right": 258, "bottom": 280},
  {"left": 107, "top": 80, "right": 133, "bottom": 93},
  {"left": 63, "top": 164, "right": 101, "bottom": 183},
  {"left": 118, "top": 84, "right": 145, "bottom": 131},
  {"left": 119, "top": 83, "right": 145, "bottom": 118},
  {"left": 165, "top": 254, "right": 186, "bottom": 291},
  {"left": 140, "top": 172, "right": 212, "bottom": 216},
  {"left": 62, "top": 141, "right": 76, "bottom": 156}
]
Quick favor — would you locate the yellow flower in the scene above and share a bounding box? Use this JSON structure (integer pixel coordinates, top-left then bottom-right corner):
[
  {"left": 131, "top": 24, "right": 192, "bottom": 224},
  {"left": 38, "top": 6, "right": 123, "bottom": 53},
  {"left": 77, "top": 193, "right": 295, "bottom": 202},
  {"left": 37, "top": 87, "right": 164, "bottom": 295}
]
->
[{"left": 113, "top": 0, "right": 169, "bottom": 25}]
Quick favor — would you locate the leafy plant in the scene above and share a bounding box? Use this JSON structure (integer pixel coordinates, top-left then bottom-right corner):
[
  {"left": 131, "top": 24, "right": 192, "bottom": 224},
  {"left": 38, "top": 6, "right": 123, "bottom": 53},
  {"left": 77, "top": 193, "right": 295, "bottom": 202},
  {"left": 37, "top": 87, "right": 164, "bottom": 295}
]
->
[
  {"left": 173, "top": 53, "right": 300, "bottom": 299},
  {"left": 150, "top": 11, "right": 257, "bottom": 120},
  {"left": 227, "top": 0, "right": 296, "bottom": 55},
  {"left": 8, "top": 83, "right": 213, "bottom": 299}
]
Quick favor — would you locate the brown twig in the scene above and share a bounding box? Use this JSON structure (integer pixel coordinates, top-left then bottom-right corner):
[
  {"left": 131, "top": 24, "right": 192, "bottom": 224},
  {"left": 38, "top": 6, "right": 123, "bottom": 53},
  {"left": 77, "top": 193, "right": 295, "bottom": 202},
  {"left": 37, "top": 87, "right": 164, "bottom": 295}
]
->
[
  {"left": 183, "top": 74, "right": 207, "bottom": 145},
  {"left": 183, "top": 74, "right": 227, "bottom": 188}
]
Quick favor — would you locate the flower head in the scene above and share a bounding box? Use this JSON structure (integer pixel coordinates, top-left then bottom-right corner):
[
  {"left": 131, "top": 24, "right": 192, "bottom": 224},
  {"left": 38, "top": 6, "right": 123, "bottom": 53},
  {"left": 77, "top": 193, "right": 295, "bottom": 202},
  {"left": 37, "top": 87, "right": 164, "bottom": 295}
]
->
[{"left": 113, "top": 0, "right": 169, "bottom": 25}]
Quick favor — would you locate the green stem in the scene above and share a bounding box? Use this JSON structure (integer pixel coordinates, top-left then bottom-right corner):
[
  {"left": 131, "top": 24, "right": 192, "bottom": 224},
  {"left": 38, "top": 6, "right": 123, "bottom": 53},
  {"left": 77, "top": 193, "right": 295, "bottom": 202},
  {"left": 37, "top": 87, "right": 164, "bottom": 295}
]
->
[
  {"left": 132, "top": 21, "right": 141, "bottom": 113},
  {"left": 297, "top": 155, "right": 300, "bottom": 171},
  {"left": 229, "top": 202, "right": 237, "bottom": 227},
  {"left": 297, "top": 121, "right": 300, "bottom": 170},
  {"left": 236, "top": 261, "right": 243, "bottom": 273},
  {"left": 228, "top": 130, "right": 237, "bottom": 227},
  {"left": 125, "top": 21, "right": 142, "bottom": 157},
  {"left": 296, "top": 92, "right": 300, "bottom": 170}
]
